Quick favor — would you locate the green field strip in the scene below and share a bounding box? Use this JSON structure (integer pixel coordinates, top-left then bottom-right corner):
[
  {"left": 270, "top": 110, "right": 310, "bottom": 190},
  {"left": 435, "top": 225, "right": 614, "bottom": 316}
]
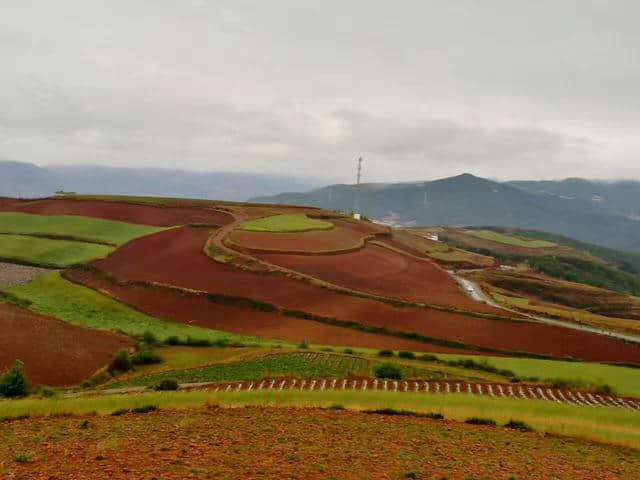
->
[
  {"left": 0, "top": 212, "right": 165, "bottom": 245},
  {"left": 238, "top": 214, "right": 334, "bottom": 232},
  {"left": 4, "top": 272, "right": 285, "bottom": 347},
  {"left": 0, "top": 234, "right": 114, "bottom": 268},
  {"left": 464, "top": 229, "right": 557, "bottom": 248}
]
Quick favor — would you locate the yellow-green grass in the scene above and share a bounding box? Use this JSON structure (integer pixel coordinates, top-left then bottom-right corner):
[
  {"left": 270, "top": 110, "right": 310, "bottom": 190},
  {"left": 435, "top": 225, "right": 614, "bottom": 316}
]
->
[
  {"left": 2, "top": 390, "right": 639, "bottom": 449},
  {"left": 5, "top": 272, "right": 285, "bottom": 347},
  {"left": 435, "top": 352, "right": 640, "bottom": 397},
  {"left": 0, "top": 212, "right": 164, "bottom": 245},
  {"left": 465, "top": 229, "right": 557, "bottom": 248},
  {"left": 0, "top": 234, "right": 113, "bottom": 267},
  {"left": 238, "top": 214, "right": 333, "bottom": 232},
  {"left": 491, "top": 291, "right": 640, "bottom": 335}
]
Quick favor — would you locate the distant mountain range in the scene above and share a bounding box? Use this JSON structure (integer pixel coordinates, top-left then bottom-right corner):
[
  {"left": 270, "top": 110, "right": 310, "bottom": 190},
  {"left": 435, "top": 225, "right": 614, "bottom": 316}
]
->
[
  {"left": 0, "top": 160, "right": 320, "bottom": 202},
  {"left": 251, "top": 174, "right": 640, "bottom": 253}
]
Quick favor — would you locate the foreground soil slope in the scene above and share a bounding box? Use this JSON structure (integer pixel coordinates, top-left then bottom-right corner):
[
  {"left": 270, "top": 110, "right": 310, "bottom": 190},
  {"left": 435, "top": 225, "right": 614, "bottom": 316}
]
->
[
  {"left": 0, "top": 304, "right": 131, "bottom": 386},
  {"left": 1, "top": 407, "right": 638, "bottom": 480}
]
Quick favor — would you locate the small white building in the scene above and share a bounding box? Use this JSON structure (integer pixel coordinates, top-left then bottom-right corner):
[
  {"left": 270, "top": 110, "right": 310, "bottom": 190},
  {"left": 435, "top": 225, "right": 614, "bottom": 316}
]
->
[
  {"left": 426, "top": 233, "right": 439, "bottom": 242},
  {"left": 353, "top": 213, "right": 361, "bottom": 220}
]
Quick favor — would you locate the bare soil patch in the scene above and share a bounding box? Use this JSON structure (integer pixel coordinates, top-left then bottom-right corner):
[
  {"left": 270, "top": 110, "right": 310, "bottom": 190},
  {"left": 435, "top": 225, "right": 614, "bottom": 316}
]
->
[
  {"left": 0, "top": 407, "right": 637, "bottom": 479},
  {"left": 0, "top": 304, "right": 131, "bottom": 386},
  {"left": 0, "top": 198, "right": 234, "bottom": 227},
  {"left": 0, "top": 262, "right": 52, "bottom": 288}
]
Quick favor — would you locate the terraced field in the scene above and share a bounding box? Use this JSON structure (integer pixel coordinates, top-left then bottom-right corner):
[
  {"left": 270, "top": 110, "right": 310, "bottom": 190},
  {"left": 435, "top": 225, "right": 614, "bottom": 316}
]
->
[
  {"left": 0, "top": 212, "right": 164, "bottom": 245},
  {"left": 465, "top": 229, "right": 558, "bottom": 248},
  {"left": 0, "top": 198, "right": 234, "bottom": 226},
  {"left": 0, "top": 234, "right": 114, "bottom": 267},
  {"left": 238, "top": 213, "right": 333, "bottom": 232},
  {"left": 0, "top": 303, "right": 130, "bottom": 386}
]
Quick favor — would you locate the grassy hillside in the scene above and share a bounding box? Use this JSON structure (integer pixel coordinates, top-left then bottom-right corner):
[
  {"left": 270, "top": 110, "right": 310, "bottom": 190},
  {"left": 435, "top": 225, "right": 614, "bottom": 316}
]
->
[
  {"left": 0, "top": 212, "right": 164, "bottom": 245},
  {"left": 0, "top": 234, "right": 113, "bottom": 267}
]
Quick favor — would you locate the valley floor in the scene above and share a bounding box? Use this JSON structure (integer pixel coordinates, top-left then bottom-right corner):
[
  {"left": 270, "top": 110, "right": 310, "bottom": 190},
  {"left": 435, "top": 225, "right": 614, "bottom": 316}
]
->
[{"left": 1, "top": 406, "right": 638, "bottom": 480}]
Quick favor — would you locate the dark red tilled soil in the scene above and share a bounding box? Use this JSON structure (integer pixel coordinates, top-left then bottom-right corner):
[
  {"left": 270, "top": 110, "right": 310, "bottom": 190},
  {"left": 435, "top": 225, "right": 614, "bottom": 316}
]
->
[
  {"left": 0, "top": 198, "right": 234, "bottom": 227},
  {"left": 0, "top": 304, "right": 131, "bottom": 386},
  {"left": 89, "top": 227, "right": 640, "bottom": 363}
]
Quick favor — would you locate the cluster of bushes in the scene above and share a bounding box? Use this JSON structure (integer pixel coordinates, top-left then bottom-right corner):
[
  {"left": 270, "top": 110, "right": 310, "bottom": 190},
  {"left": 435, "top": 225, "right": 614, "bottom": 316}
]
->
[
  {"left": 0, "top": 360, "right": 29, "bottom": 398},
  {"left": 108, "top": 348, "right": 163, "bottom": 375},
  {"left": 374, "top": 363, "right": 403, "bottom": 379},
  {"left": 163, "top": 335, "right": 238, "bottom": 348},
  {"left": 443, "top": 358, "right": 515, "bottom": 378},
  {"left": 465, "top": 417, "right": 534, "bottom": 432}
]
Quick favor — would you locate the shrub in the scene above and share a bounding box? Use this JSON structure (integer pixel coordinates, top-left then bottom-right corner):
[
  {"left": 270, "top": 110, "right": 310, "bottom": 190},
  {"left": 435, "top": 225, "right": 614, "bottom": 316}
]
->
[
  {"left": 14, "top": 452, "right": 32, "bottom": 464},
  {"left": 132, "top": 405, "right": 157, "bottom": 414},
  {"left": 398, "top": 351, "right": 416, "bottom": 359},
  {"left": 132, "top": 350, "right": 163, "bottom": 365},
  {"left": 425, "top": 412, "right": 445, "bottom": 420},
  {"left": 343, "top": 348, "right": 355, "bottom": 354},
  {"left": 298, "top": 341, "right": 310, "bottom": 349},
  {"left": 142, "top": 330, "right": 158, "bottom": 346},
  {"left": 0, "top": 360, "right": 29, "bottom": 398},
  {"left": 465, "top": 417, "right": 497, "bottom": 426},
  {"left": 377, "top": 349, "right": 394, "bottom": 357},
  {"left": 374, "top": 363, "right": 403, "bottom": 379},
  {"left": 185, "top": 337, "right": 212, "bottom": 347},
  {"left": 154, "top": 379, "right": 179, "bottom": 391},
  {"left": 504, "top": 420, "right": 533, "bottom": 432},
  {"left": 109, "top": 350, "right": 132, "bottom": 374},
  {"left": 419, "top": 354, "right": 438, "bottom": 362},
  {"left": 164, "top": 335, "right": 180, "bottom": 346},
  {"left": 111, "top": 408, "right": 129, "bottom": 416},
  {"left": 594, "top": 384, "right": 615, "bottom": 395},
  {"left": 327, "top": 404, "right": 344, "bottom": 410},
  {"left": 79, "top": 419, "right": 90, "bottom": 429}
]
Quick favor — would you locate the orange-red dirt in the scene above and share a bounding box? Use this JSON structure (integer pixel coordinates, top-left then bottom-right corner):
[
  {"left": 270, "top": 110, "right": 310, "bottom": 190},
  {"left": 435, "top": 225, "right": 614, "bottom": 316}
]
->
[
  {"left": 1, "top": 407, "right": 637, "bottom": 480},
  {"left": 0, "top": 303, "right": 131, "bottom": 386},
  {"left": 0, "top": 198, "right": 234, "bottom": 227},
  {"left": 257, "top": 243, "right": 500, "bottom": 312},
  {"left": 90, "top": 227, "right": 640, "bottom": 363}
]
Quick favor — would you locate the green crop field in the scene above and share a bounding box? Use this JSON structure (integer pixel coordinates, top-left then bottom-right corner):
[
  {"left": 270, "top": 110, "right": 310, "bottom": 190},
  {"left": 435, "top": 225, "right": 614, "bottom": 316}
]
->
[
  {"left": 465, "top": 229, "right": 557, "bottom": 248},
  {"left": 111, "top": 352, "right": 373, "bottom": 387},
  {"left": 239, "top": 214, "right": 333, "bottom": 232},
  {"left": 436, "top": 352, "right": 640, "bottom": 396},
  {"left": 5, "top": 273, "right": 281, "bottom": 346},
  {"left": 0, "top": 212, "right": 164, "bottom": 245},
  {"left": 0, "top": 234, "right": 114, "bottom": 267},
  {"left": 2, "top": 390, "right": 638, "bottom": 449}
]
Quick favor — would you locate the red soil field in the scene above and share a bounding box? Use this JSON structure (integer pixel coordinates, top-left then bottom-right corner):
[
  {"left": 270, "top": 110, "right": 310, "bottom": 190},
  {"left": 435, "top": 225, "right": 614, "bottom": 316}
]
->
[
  {"left": 0, "top": 303, "right": 131, "bottom": 386},
  {"left": 0, "top": 198, "right": 234, "bottom": 227},
  {"left": 66, "top": 269, "right": 469, "bottom": 354},
  {"left": 258, "top": 243, "right": 500, "bottom": 311},
  {"left": 90, "top": 227, "right": 640, "bottom": 363},
  {"left": 228, "top": 226, "right": 368, "bottom": 253},
  {"left": 3, "top": 407, "right": 636, "bottom": 480}
]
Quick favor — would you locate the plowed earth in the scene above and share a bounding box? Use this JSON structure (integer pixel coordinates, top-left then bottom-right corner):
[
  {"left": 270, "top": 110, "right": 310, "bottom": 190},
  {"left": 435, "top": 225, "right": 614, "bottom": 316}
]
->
[
  {"left": 88, "top": 227, "right": 640, "bottom": 363},
  {"left": 257, "top": 243, "right": 500, "bottom": 311},
  {"left": 1, "top": 407, "right": 638, "bottom": 480},
  {"left": 66, "top": 269, "right": 473, "bottom": 354},
  {"left": 0, "top": 199, "right": 233, "bottom": 227},
  {"left": 0, "top": 303, "right": 130, "bottom": 386}
]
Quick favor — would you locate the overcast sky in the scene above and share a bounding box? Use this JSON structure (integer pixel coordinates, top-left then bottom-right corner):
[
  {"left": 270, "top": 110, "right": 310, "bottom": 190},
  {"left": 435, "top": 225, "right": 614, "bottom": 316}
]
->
[{"left": 1, "top": 1, "right": 639, "bottom": 183}]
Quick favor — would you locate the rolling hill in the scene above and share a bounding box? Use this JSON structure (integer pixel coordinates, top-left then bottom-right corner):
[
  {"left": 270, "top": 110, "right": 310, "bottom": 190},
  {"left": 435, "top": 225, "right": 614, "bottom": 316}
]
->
[{"left": 251, "top": 174, "right": 640, "bottom": 253}]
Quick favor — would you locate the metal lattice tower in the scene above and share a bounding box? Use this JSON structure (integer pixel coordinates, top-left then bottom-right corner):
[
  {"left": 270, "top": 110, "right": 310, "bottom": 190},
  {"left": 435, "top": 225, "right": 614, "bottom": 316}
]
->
[{"left": 354, "top": 157, "right": 363, "bottom": 214}]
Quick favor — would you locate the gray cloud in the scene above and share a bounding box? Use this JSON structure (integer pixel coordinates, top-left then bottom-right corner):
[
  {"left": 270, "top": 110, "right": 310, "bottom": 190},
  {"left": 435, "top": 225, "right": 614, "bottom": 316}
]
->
[{"left": 0, "top": 0, "right": 638, "bottom": 183}]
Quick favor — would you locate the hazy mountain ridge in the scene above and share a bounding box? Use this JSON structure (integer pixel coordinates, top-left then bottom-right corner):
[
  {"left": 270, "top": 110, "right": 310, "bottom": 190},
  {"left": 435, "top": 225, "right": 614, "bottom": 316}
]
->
[
  {"left": 251, "top": 174, "right": 640, "bottom": 253},
  {"left": 0, "top": 160, "right": 320, "bottom": 202}
]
